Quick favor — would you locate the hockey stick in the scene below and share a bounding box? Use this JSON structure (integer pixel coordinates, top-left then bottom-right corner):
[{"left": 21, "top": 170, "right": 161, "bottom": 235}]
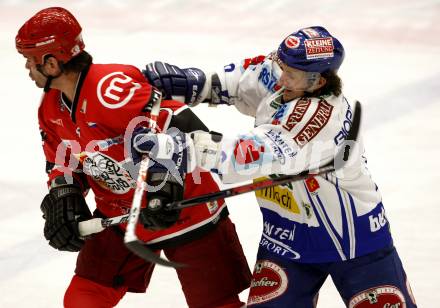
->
[
  {"left": 79, "top": 101, "right": 361, "bottom": 266},
  {"left": 122, "top": 91, "right": 185, "bottom": 268}
]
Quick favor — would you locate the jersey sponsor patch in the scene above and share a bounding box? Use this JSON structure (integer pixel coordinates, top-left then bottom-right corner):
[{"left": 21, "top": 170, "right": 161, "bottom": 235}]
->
[
  {"left": 348, "top": 285, "right": 406, "bottom": 308},
  {"left": 264, "top": 129, "right": 297, "bottom": 159},
  {"left": 258, "top": 65, "right": 280, "bottom": 93},
  {"left": 334, "top": 101, "right": 354, "bottom": 145},
  {"left": 369, "top": 206, "right": 388, "bottom": 233},
  {"left": 305, "top": 37, "right": 334, "bottom": 60},
  {"left": 255, "top": 180, "right": 300, "bottom": 214},
  {"left": 271, "top": 102, "right": 288, "bottom": 125},
  {"left": 282, "top": 97, "right": 311, "bottom": 131},
  {"left": 247, "top": 260, "right": 289, "bottom": 306},
  {"left": 294, "top": 99, "right": 333, "bottom": 146},
  {"left": 206, "top": 200, "right": 219, "bottom": 214},
  {"left": 301, "top": 201, "right": 314, "bottom": 219},
  {"left": 97, "top": 72, "right": 141, "bottom": 109},
  {"left": 259, "top": 235, "right": 300, "bottom": 260},
  {"left": 263, "top": 220, "right": 296, "bottom": 243},
  {"left": 80, "top": 152, "right": 136, "bottom": 194},
  {"left": 305, "top": 176, "right": 320, "bottom": 193}
]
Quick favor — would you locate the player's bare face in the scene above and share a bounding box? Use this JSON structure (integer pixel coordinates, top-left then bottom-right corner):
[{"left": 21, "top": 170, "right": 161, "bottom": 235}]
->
[{"left": 25, "top": 56, "right": 47, "bottom": 88}]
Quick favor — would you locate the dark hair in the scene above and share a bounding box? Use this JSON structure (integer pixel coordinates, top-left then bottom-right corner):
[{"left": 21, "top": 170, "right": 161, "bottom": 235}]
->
[
  {"left": 305, "top": 70, "right": 342, "bottom": 97},
  {"left": 44, "top": 50, "right": 93, "bottom": 73},
  {"left": 62, "top": 50, "right": 93, "bottom": 73}
]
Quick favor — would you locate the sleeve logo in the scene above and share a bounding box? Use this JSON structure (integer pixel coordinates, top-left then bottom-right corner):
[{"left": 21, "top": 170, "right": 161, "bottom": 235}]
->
[{"left": 233, "top": 137, "right": 266, "bottom": 165}]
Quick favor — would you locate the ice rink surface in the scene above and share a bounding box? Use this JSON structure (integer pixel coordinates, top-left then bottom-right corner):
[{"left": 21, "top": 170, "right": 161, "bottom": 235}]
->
[{"left": 0, "top": 0, "right": 439, "bottom": 307}]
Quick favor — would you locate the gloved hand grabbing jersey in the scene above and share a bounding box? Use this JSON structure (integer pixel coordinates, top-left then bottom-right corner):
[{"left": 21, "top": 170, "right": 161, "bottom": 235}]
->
[
  {"left": 131, "top": 128, "right": 190, "bottom": 230},
  {"left": 143, "top": 62, "right": 207, "bottom": 106},
  {"left": 131, "top": 127, "right": 224, "bottom": 179},
  {"left": 132, "top": 126, "right": 196, "bottom": 186},
  {"left": 143, "top": 61, "right": 230, "bottom": 106},
  {"left": 40, "top": 178, "right": 92, "bottom": 252}
]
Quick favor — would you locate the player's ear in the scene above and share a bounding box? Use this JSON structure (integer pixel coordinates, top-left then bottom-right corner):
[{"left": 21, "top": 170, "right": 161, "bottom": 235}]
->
[
  {"left": 44, "top": 56, "right": 62, "bottom": 75},
  {"left": 317, "top": 76, "right": 327, "bottom": 89}
]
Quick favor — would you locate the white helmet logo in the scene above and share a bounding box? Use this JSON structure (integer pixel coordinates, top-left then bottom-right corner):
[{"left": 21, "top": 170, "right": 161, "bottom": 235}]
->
[{"left": 285, "top": 35, "right": 300, "bottom": 49}]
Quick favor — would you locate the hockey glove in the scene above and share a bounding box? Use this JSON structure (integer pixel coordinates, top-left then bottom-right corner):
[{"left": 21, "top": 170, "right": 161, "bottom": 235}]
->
[
  {"left": 143, "top": 61, "right": 207, "bottom": 106},
  {"left": 140, "top": 173, "right": 183, "bottom": 230},
  {"left": 132, "top": 127, "right": 195, "bottom": 186},
  {"left": 40, "top": 182, "right": 92, "bottom": 252}
]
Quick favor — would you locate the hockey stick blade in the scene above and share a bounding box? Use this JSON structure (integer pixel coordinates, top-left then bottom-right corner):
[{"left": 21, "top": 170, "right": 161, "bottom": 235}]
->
[
  {"left": 167, "top": 100, "right": 362, "bottom": 211},
  {"left": 125, "top": 240, "right": 184, "bottom": 268}
]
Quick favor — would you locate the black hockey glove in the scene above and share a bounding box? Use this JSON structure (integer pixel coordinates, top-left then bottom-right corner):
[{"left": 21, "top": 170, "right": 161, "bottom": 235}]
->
[
  {"left": 143, "top": 61, "right": 206, "bottom": 106},
  {"left": 40, "top": 183, "right": 92, "bottom": 252},
  {"left": 140, "top": 173, "right": 183, "bottom": 230}
]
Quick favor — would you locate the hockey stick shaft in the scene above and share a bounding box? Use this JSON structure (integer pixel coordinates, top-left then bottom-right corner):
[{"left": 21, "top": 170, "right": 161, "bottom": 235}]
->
[
  {"left": 122, "top": 92, "right": 184, "bottom": 268},
  {"left": 78, "top": 213, "right": 129, "bottom": 236},
  {"left": 78, "top": 170, "right": 327, "bottom": 235},
  {"left": 78, "top": 170, "right": 326, "bottom": 235}
]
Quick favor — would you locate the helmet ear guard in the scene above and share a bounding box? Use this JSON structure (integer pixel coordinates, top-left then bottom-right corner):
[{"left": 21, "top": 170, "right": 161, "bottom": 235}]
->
[
  {"left": 277, "top": 26, "right": 345, "bottom": 74},
  {"left": 15, "top": 7, "right": 85, "bottom": 65}
]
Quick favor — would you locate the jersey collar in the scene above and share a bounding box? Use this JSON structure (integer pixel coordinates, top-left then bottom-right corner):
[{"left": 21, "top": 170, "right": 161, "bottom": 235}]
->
[{"left": 60, "top": 62, "right": 91, "bottom": 123}]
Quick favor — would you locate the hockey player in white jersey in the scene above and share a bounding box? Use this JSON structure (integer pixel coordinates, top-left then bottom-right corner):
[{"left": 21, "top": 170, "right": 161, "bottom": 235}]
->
[{"left": 137, "top": 26, "right": 417, "bottom": 307}]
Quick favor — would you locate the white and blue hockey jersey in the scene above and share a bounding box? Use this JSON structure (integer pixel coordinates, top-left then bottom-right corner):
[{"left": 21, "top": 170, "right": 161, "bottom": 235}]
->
[{"left": 211, "top": 53, "right": 393, "bottom": 263}]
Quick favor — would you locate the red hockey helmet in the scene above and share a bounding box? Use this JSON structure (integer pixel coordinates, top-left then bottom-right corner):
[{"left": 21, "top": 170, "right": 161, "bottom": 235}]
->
[{"left": 15, "top": 7, "right": 85, "bottom": 65}]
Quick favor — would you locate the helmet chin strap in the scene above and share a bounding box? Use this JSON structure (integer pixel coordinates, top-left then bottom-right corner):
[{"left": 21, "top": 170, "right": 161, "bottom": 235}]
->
[{"left": 43, "top": 76, "right": 53, "bottom": 93}]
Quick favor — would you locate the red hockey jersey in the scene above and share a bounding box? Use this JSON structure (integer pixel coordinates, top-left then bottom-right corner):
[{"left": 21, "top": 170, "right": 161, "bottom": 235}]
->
[{"left": 38, "top": 63, "right": 227, "bottom": 247}]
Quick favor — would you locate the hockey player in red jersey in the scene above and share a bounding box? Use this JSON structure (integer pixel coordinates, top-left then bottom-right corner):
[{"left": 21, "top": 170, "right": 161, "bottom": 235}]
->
[{"left": 16, "top": 7, "right": 251, "bottom": 308}]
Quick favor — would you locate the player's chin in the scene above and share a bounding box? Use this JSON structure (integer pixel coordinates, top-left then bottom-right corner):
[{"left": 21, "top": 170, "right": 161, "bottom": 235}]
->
[
  {"left": 34, "top": 80, "right": 45, "bottom": 88},
  {"left": 283, "top": 89, "right": 303, "bottom": 101}
]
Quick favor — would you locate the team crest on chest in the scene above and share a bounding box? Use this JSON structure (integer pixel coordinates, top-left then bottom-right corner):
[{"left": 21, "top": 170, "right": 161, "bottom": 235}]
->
[{"left": 97, "top": 71, "right": 141, "bottom": 109}]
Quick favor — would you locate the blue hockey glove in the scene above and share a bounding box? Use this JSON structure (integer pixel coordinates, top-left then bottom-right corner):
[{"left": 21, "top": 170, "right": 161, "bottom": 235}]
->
[
  {"left": 131, "top": 127, "right": 195, "bottom": 185},
  {"left": 143, "top": 61, "right": 206, "bottom": 106}
]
